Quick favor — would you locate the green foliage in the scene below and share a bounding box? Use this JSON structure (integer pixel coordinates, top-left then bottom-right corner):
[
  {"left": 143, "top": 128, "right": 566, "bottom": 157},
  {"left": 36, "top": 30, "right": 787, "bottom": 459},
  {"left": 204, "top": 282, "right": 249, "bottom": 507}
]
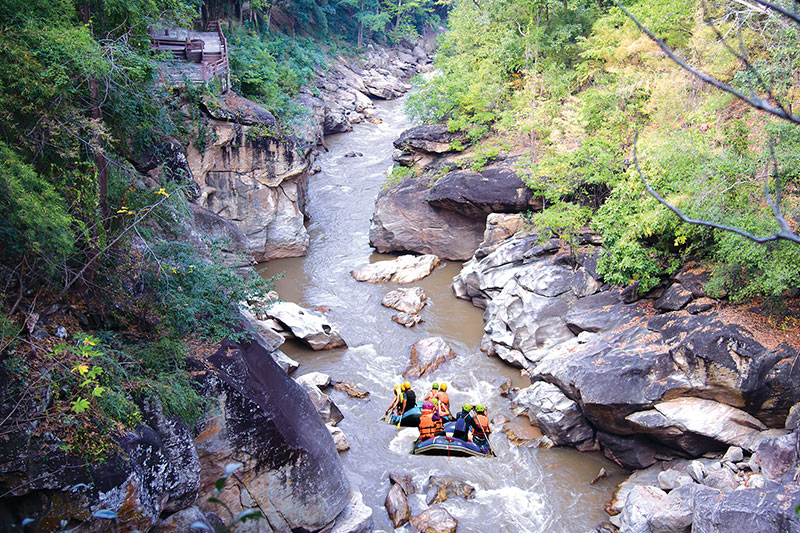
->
[
  {"left": 228, "top": 29, "right": 326, "bottom": 124},
  {"left": 384, "top": 165, "right": 416, "bottom": 189}
]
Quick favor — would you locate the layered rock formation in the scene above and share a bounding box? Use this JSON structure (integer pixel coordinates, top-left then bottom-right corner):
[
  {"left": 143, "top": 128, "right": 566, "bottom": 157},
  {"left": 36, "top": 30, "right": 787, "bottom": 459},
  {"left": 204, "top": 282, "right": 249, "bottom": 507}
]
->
[
  {"left": 453, "top": 216, "right": 800, "bottom": 471},
  {"left": 370, "top": 125, "right": 543, "bottom": 260}
]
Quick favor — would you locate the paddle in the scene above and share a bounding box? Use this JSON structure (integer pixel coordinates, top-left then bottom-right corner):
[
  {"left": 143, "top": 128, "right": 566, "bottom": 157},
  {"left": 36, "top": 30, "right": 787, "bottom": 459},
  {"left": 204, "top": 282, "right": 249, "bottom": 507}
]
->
[{"left": 470, "top": 409, "right": 496, "bottom": 457}]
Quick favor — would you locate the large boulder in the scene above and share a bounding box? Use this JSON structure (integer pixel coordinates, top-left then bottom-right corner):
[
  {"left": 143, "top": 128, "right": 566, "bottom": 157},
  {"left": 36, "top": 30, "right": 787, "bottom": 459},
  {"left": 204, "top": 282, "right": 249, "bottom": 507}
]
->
[
  {"left": 370, "top": 179, "right": 486, "bottom": 260},
  {"left": 427, "top": 165, "right": 543, "bottom": 219},
  {"left": 424, "top": 476, "right": 476, "bottom": 504},
  {"left": 192, "top": 335, "right": 351, "bottom": 532},
  {"left": 295, "top": 378, "right": 345, "bottom": 426},
  {"left": 329, "top": 491, "right": 374, "bottom": 533},
  {"left": 393, "top": 124, "right": 466, "bottom": 155},
  {"left": 351, "top": 254, "right": 440, "bottom": 283},
  {"left": 403, "top": 337, "right": 457, "bottom": 379},
  {"left": 265, "top": 301, "right": 346, "bottom": 350},
  {"left": 511, "top": 382, "right": 594, "bottom": 447}
]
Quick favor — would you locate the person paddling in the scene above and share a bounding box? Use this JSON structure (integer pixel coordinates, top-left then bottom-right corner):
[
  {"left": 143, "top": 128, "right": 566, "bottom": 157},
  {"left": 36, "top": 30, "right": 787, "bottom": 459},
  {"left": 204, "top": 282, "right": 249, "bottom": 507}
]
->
[
  {"left": 469, "top": 404, "right": 492, "bottom": 450},
  {"left": 424, "top": 382, "right": 439, "bottom": 401},
  {"left": 417, "top": 401, "right": 444, "bottom": 442},
  {"left": 385, "top": 383, "right": 404, "bottom": 418},
  {"left": 451, "top": 403, "right": 472, "bottom": 441},
  {"left": 401, "top": 381, "right": 416, "bottom": 413},
  {"left": 435, "top": 382, "right": 451, "bottom": 420}
]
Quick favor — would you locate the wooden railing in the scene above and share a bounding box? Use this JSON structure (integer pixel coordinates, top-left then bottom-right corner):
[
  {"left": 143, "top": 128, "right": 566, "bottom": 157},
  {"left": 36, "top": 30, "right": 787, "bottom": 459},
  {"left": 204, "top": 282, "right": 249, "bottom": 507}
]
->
[{"left": 150, "top": 20, "right": 230, "bottom": 92}]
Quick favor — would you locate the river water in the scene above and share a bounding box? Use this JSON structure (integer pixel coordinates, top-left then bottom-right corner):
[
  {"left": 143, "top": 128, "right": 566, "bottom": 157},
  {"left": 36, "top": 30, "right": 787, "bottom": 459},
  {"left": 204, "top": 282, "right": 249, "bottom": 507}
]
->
[{"left": 258, "top": 98, "right": 626, "bottom": 532}]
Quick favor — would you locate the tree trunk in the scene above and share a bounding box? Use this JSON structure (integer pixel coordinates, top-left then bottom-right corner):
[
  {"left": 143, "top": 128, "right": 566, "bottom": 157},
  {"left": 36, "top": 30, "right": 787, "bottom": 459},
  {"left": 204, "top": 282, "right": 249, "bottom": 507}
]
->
[
  {"left": 357, "top": 21, "right": 363, "bottom": 48},
  {"left": 395, "top": 0, "right": 402, "bottom": 33}
]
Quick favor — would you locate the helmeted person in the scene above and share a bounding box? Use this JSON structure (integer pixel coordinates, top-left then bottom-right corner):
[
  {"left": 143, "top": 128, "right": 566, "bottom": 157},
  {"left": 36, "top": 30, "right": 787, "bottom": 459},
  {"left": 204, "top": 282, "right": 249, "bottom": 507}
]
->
[
  {"left": 418, "top": 401, "right": 444, "bottom": 442},
  {"left": 435, "top": 382, "right": 451, "bottom": 419},
  {"left": 401, "top": 381, "right": 416, "bottom": 413},
  {"left": 451, "top": 402, "right": 473, "bottom": 441},
  {"left": 424, "top": 382, "right": 440, "bottom": 401},
  {"left": 469, "top": 404, "right": 492, "bottom": 448},
  {"left": 386, "top": 383, "right": 405, "bottom": 416}
]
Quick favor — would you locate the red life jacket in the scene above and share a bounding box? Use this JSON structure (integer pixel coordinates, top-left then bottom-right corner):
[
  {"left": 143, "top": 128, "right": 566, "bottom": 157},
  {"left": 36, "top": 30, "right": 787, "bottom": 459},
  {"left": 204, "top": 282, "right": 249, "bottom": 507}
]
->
[
  {"left": 472, "top": 413, "right": 491, "bottom": 438},
  {"left": 418, "top": 411, "right": 442, "bottom": 440}
]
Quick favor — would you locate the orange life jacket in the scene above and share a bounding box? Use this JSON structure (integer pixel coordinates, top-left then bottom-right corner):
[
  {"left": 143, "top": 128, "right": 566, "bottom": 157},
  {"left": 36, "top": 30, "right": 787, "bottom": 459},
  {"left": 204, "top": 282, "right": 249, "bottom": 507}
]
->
[
  {"left": 435, "top": 391, "right": 450, "bottom": 409},
  {"left": 472, "top": 413, "right": 491, "bottom": 438},
  {"left": 418, "top": 411, "right": 442, "bottom": 441}
]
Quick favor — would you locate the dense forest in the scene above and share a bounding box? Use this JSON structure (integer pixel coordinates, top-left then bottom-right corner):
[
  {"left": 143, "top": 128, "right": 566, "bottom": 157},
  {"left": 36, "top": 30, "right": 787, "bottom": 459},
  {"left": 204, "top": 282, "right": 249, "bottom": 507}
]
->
[{"left": 407, "top": 0, "right": 800, "bottom": 306}]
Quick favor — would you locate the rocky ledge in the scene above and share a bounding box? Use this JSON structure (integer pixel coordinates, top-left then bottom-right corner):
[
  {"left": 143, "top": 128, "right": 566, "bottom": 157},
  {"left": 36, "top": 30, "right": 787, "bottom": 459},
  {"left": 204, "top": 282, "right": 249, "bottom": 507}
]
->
[
  {"left": 453, "top": 213, "right": 800, "bottom": 530},
  {"left": 370, "top": 125, "right": 543, "bottom": 260}
]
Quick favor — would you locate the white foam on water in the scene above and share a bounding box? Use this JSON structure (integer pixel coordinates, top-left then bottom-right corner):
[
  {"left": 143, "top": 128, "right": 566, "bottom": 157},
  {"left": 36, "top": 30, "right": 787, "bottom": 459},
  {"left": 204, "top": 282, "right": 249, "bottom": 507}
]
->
[{"left": 388, "top": 428, "right": 419, "bottom": 454}]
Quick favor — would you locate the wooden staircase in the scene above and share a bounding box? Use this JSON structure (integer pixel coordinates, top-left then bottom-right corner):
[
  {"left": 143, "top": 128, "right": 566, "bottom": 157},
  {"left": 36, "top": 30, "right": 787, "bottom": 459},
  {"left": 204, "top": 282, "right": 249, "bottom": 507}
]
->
[{"left": 150, "top": 20, "right": 230, "bottom": 91}]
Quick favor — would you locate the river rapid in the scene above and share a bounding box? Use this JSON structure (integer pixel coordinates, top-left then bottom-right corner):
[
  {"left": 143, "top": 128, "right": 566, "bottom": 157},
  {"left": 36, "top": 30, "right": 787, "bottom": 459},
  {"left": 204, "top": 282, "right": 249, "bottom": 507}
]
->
[{"left": 258, "top": 98, "right": 627, "bottom": 532}]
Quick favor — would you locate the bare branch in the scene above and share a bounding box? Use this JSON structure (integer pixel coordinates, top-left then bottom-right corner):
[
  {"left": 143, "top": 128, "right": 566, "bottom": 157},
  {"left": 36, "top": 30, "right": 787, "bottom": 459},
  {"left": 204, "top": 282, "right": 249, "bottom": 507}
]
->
[
  {"left": 632, "top": 135, "right": 800, "bottom": 245},
  {"left": 752, "top": 0, "right": 800, "bottom": 24},
  {"left": 612, "top": 1, "right": 800, "bottom": 124}
]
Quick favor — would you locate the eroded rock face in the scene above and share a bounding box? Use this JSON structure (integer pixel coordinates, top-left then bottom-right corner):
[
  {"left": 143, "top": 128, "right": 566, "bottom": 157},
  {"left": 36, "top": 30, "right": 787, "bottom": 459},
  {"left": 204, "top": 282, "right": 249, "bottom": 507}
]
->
[
  {"left": 454, "top": 228, "right": 800, "bottom": 468},
  {"left": 370, "top": 179, "right": 486, "bottom": 260},
  {"left": 511, "top": 382, "right": 594, "bottom": 447},
  {"left": 187, "top": 92, "right": 311, "bottom": 263},
  {"left": 193, "top": 335, "right": 351, "bottom": 532},
  {"left": 403, "top": 337, "right": 457, "bottom": 379},
  {"left": 393, "top": 124, "right": 466, "bottom": 155},
  {"left": 351, "top": 254, "right": 440, "bottom": 283}
]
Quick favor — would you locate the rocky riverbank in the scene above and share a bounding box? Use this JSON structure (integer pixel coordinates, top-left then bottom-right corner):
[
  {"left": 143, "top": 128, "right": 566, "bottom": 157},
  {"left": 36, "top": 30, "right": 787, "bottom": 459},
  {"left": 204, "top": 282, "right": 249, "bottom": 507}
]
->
[{"left": 447, "top": 214, "right": 800, "bottom": 531}]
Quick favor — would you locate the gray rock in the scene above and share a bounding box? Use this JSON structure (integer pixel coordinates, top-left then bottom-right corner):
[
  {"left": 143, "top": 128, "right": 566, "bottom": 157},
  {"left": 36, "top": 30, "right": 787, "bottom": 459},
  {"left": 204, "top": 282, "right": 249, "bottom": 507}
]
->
[
  {"left": 427, "top": 165, "right": 542, "bottom": 219},
  {"left": 351, "top": 254, "right": 440, "bottom": 283},
  {"left": 389, "top": 472, "right": 417, "bottom": 495},
  {"left": 658, "top": 469, "right": 694, "bottom": 491},
  {"left": 511, "top": 382, "right": 594, "bottom": 447},
  {"left": 703, "top": 467, "right": 738, "bottom": 492},
  {"left": 266, "top": 302, "right": 346, "bottom": 350},
  {"left": 329, "top": 491, "right": 374, "bottom": 533},
  {"left": 296, "top": 378, "right": 345, "bottom": 426},
  {"left": 618, "top": 485, "right": 668, "bottom": 533},
  {"left": 296, "top": 371, "right": 332, "bottom": 390},
  {"left": 692, "top": 482, "right": 800, "bottom": 533},
  {"left": 786, "top": 403, "right": 800, "bottom": 431},
  {"left": 722, "top": 446, "right": 744, "bottom": 464},
  {"left": 370, "top": 179, "right": 486, "bottom": 260},
  {"left": 385, "top": 482, "right": 411, "bottom": 528},
  {"left": 754, "top": 431, "right": 799, "bottom": 481},
  {"left": 410, "top": 505, "right": 458, "bottom": 533},
  {"left": 610, "top": 464, "right": 664, "bottom": 515},
  {"left": 382, "top": 287, "right": 427, "bottom": 313},
  {"left": 687, "top": 461, "right": 706, "bottom": 483},
  {"left": 403, "top": 337, "right": 457, "bottom": 379},
  {"left": 327, "top": 424, "right": 350, "bottom": 452},
  {"left": 393, "top": 124, "right": 466, "bottom": 154},
  {"left": 654, "top": 283, "right": 695, "bottom": 311},
  {"left": 393, "top": 312, "right": 423, "bottom": 328}
]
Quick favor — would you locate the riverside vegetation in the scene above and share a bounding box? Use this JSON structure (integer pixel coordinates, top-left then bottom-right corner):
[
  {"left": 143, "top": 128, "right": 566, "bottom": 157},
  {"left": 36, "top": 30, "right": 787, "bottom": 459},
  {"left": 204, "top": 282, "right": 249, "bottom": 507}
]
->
[
  {"left": 408, "top": 0, "right": 800, "bottom": 306},
  {"left": 1, "top": 0, "right": 799, "bottom": 530}
]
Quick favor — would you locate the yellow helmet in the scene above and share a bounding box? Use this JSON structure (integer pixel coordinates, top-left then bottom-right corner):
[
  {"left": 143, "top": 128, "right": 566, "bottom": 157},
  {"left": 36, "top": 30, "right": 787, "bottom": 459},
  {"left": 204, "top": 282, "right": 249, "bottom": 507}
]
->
[
  {"left": 402, "top": 381, "right": 411, "bottom": 391},
  {"left": 439, "top": 383, "right": 447, "bottom": 392}
]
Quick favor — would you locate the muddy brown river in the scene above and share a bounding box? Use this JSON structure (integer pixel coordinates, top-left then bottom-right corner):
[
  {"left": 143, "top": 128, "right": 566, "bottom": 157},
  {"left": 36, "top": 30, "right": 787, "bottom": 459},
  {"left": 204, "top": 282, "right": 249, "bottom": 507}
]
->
[{"left": 258, "top": 98, "right": 626, "bottom": 532}]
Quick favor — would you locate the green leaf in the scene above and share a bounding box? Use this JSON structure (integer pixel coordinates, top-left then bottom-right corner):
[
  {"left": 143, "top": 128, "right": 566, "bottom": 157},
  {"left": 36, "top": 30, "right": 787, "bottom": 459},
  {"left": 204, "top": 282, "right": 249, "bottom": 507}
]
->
[{"left": 70, "top": 397, "right": 90, "bottom": 414}]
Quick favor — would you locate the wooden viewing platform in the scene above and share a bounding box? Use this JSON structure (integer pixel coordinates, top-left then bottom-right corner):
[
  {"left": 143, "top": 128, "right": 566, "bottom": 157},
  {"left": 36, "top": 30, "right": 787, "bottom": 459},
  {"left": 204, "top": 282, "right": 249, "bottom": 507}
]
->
[{"left": 150, "top": 20, "right": 230, "bottom": 91}]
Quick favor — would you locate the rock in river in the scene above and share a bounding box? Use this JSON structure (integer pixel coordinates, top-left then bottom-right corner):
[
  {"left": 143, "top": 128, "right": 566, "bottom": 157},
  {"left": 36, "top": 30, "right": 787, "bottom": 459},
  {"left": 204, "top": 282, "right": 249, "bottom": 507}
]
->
[
  {"left": 424, "top": 476, "right": 476, "bottom": 504},
  {"left": 265, "top": 301, "right": 346, "bottom": 350},
  {"left": 351, "top": 254, "right": 440, "bottom": 283},
  {"left": 382, "top": 286, "right": 427, "bottom": 313},
  {"left": 411, "top": 505, "right": 458, "bottom": 533},
  {"left": 369, "top": 178, "right": 486, "bottom": 260},
  {"left": 393, "top": 312, "right": 424, "bottom": 328},
  {"left": 511, "top": 382, "right": 595, "bottom": 448},
  {"left": 403, "top": 337, "right": 457, "bottom": 379},
  {"left": 296, "top": 377, "right": 344, "bottom": 426},
  {"left": 385, "top": 482, "right": 411, "bottom": 528}
]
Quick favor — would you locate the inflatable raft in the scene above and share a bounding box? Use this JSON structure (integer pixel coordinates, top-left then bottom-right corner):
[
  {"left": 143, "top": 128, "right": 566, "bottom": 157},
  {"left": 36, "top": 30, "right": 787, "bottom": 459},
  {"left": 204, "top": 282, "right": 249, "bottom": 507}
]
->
[
  {"left": 387, "top": 403, "right": 422, "bottom": 427},
  {"left": 411, "top": 421, "right": 494, "bottom": 457}
]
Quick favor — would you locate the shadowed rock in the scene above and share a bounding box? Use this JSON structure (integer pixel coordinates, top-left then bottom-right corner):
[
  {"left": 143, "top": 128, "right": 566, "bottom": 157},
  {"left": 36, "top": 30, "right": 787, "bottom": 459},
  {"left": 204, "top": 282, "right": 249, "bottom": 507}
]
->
[
  {"left": 410, "top": 505, "right": 458, "bottom": 533},
  {"left": 385, "top": 482, "right": 411, "bottom": 528}
]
